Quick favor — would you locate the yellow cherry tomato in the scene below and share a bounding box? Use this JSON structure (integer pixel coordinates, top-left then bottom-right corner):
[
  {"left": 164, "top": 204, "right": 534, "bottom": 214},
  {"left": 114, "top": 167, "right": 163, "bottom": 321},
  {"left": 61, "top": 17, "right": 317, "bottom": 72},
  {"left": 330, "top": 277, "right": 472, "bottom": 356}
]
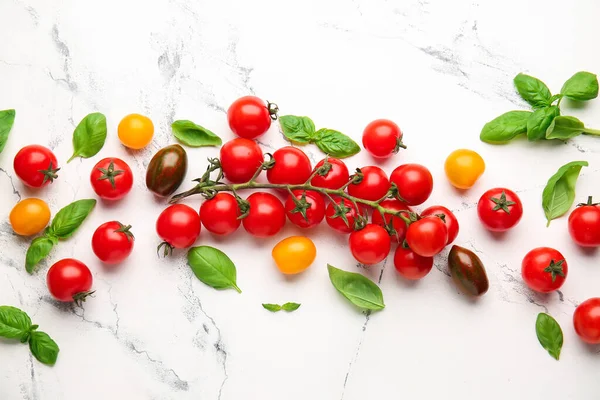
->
[
  {"left": 9, "top": 198, "right": 51, "bottom": 236},
  {"left": 272, "top": 236, "right": 317, "bottom": 275},
  {"left": 444, "top": 149, "right": 485, "bottom": 189},
  {"left": 118, "top": 113, "right": 154, "bottom": 149}
]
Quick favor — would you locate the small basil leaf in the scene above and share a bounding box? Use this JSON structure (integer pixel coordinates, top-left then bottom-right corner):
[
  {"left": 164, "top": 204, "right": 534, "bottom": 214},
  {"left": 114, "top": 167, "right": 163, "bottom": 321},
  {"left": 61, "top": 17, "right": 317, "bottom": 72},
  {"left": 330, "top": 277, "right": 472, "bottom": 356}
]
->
[
  {"left": 314, "top": 129, "right": 360, "bottom": 158},
  {"left": 0, "top": 109, "right": 16, "bottom": 153},
  {"left": 514, "top": 73, "right": 552, "bottom": 108},
  {"left": 0, "top": 306, "right": 32, "bottom": 339},
  {"left": 480, "top": 111, "right": 531, "bottom": 144},
  {"left": 279, "top": 115, "right": 315, "bottom": 144},
  {"left": 25, "top": 236, "right": 56, "bottom": 274},
  {"left": 171, "top": 120, "right": 222, "bottom": 147},
  {"left": 527, "top": 106, "right": 559, "bottom": 141},
  {"left": 262, "top": 304, "right": 282, "bottom": 312},
  {"left": 68, "top": 113, "right": 107, "bottom": 163},
  {"left": 546, "top": 116, "right": 585, "bottom": 140},
  {"left": 327, "top": 264, "right": 385, "bottom": 311},
  {"left": 560, "top": 71, "right": 599, "bottom": 101},
  {"left": 281, "top": 302, "right": 301, "bottom": 312},
  {"left": 535, "top": 313, "right": 563, "bottom": 360},
  {"left": 29, "top": 331, "right": 60, "bottom": 366},
  {"left": 187, "top": 246, "right": 241, "bottom": 293},
  {"left": 542, "top": 161, "right": 588, "bottom": 226},
  {"left": 49, "top": 199, "right": 96, "bottom": 239}
]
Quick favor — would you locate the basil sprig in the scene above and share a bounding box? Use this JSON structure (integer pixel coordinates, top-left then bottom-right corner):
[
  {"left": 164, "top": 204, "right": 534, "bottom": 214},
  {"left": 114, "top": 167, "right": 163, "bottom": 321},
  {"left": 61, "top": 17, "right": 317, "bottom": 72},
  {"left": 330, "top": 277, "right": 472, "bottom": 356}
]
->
[
  {"left": 172, "top": 120, "right": 222, "bottom": 147},
  {"left": 68, "top": 112, "right": 107, "bottom": 163},
  {"left": 327, "top": 264, "right": 384, "bottom": 311},
  {"left": 0, "top": 306, "right": 60, "bottom": 365},
  {"left": 0, "top": 109, "right": 15, "bottom": 153},
  {"left": 542, "top": 161, "right": 588, "bottom": 226},
  {"left": 535, "top": 313, "right": 563, "bottom": 360}
]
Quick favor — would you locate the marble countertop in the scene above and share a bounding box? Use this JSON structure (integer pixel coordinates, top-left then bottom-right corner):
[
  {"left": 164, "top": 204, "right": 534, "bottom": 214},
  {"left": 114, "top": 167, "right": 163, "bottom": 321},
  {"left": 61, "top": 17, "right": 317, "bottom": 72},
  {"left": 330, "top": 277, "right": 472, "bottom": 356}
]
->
[{"left": 1, "top": 0, "right": 600, "bottom": 399}]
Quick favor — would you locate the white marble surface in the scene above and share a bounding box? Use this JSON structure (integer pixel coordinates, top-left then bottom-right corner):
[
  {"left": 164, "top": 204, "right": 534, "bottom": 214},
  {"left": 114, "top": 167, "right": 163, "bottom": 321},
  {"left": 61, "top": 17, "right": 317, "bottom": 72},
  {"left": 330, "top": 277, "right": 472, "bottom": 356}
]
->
[{"left": 1, "top": 0, "right": 600, "bottom": 399}]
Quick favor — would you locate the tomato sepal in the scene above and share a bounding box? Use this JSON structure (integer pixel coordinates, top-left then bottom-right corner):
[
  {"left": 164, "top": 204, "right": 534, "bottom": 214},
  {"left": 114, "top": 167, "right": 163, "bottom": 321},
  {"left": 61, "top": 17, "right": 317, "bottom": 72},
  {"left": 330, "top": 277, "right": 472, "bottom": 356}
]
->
[
  {"left": 38, "top": 161, "right": 60, "bottom": 185},
  {"left": 72, "top": 290, "right": 95, "bottom": 307}
]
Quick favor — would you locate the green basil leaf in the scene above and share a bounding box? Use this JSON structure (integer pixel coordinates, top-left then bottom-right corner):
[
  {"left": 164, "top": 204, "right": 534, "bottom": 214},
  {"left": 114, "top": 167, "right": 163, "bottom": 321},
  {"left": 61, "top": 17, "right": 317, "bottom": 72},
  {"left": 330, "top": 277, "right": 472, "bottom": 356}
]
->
[
  {"left": 314, "top": 129, "right": 360, "bottom": 158},
  {"left": 68, "top": 113, "right": 107, "bottom": 163},
  {"left": 0, "top": 109, "right": 16, "bottom": 153},
  {"left": 0, "top": 306, "right": 32, "bottom": 339},
  {"left": 171, "top": 120, "right": 222, "bottom": 147},
  {"left": 281, "top": 302, "right": 301, "bottom": 312},
  {"left": 262, "top": 304, "right": 282, "bottom": 312},
  {"left": 480, "top": 111, "right": 531, "bottom": 144},
  {"left": 187, "top": 246, "right": 241, "bottom": 293},
  {"left": 514, "top": 73, "right": 552, "bottom": 108},
  {"left": 527, "top": 106, "right": 559, "bottom": 141},
  {"left": 542, "top": 161, "right": 588, "bottom": 226},
  {"left": 327, "top": 264, "right": 384, "bottom": 311},
  {"left": 25, "top": 236, "right": 56, "bottom": 274},
  {"left": 535, "top": 313, "right": 563, "bottom": 360},
  {"left": 279, "top": 115, "right": 315, "bottom": 144},
  {"left": 29, "top": 331, "right": 60, "bottom": 366},
  {"left": 49, "top": 199, "right": 96, "bottom": 239},
  {"left": 560, "top": 71, "right": 599, "bottom": 101},
  {"left": 546, "top": 116, "right": 585, "bottom": 140}
]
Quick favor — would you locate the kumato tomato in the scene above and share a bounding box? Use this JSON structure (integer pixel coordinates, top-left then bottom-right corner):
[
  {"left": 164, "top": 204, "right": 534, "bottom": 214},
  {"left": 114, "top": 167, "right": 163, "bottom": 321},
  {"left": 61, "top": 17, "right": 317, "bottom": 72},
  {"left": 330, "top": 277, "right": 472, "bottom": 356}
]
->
[
  {"left": 13, "top": 145, "right": 59, "bottom": 188},
  {"left": 272, "top": 236, "right": 317, "bottom": 274},
  {"left": 146, "top": 144, "right": 188, "bottom": 197},
  {"left": 9, "top": 198, "right": 51, "bottom": 236},
  {"left": 200, "top": 193, "right": 241, "bottom": 235},
  {"left": 220, "top": 138, "right": 264, "bottom": 183},
  {"left": 47, "top": 259, "right": 93, "bottom": 303},
  {"left": 349, "top": 224, "right": 391, "bottom": 265},
  {"left": 267, "top": 146, "right": 312, "bottom": 185},
  {"left": 118, "top": 113, "right": 154, "bottom": 149},
  {"left": 348, "top": 166, "right": 390, "bottom": 201}
]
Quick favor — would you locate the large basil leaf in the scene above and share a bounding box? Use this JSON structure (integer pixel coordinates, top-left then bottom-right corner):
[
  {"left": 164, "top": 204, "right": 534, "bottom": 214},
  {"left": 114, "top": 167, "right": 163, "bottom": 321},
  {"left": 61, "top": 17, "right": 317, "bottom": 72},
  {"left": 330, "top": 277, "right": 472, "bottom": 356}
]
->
[
  {"left": 546, "top": 116, "right": 585, "bottom": 140},
  {"left": 314, "top": 129, "right": 360, "bottom": 158},
  {"left": 187, "top": 246, "right": 241, "bottom": 292},
  {"left": 327, "top": 264, "right": 384, "bottom": 311},
  {"left": 527, "top": 106, "right": 559, "bottom": 141},
  {"left": 279, "top": 115, "right": 315, "bottom": 144},
  {"left": 29, "top": 331, "right": 60, "bottom": 366},
  {"left": 480, "top": 111, "right": 531, "bottom": 144},
  {"left": 535, "top": 313, "right": 563, "bottom": 360},
  {"left": 0, "top": 109, "right": 15, "bottom": 153},
  {"left": 48, "top": 199, "right": 96, "bottom": 239},
  {"left": 514, "top": 73, "right": 552, "bottom": 108},
  {"left": 0, "top": 306, "right": 32, "bottom": 340},
  {"left": 542, "top": 161, "right": 588, "bottom": 226},
  {"left": 68, "top": 112, "right": 107, "bottom": 162},
  {"left": 560, "top": 71, "right": 599, "bottom": 101},
  {"left": 172, "top": 120, "right": 222, "bottom": 147},
  {"left": 25, "top": 236, "right": 57, "bottom": 274}
]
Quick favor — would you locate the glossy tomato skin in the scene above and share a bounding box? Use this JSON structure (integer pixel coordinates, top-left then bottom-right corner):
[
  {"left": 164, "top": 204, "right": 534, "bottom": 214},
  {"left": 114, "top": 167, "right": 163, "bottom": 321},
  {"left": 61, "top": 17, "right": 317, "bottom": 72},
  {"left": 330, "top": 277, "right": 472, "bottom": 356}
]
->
[
  {"left": 272, "top": 236, "right": 317, "bottom": 274},
  {"left": 348, "top": 166, "right": 390, "bottom": 201},
  {"left": 9, "top": 198, "right": 51, "bottom": 236},
  {"left": 349, "top": 224, "right": 391, "bottom": 265},
  {"left": 406, "top": 216, "right": 448, "bottom": 257},
  {"left": 421, "top": 205, "right": 459, "bottom": 244},
  {"left": 118, "top": 114, "right": 154, "bottom": 149},
  {"left": 326, "top": 198, "right": 362, "bottom": 233},
  {"left": 267, "top": 146, "right": 312, "bottom": 185},
  {"left": 573, "top": 298, "right": 600, "bottom": 344},
  {"left": 371, "top": 199, "right": 411, "bottom": 242},
  {"left": 146, "top": 144, "right": 188, "bottom": 197},
  {"left": 448, "top": 245, "right": 489, "bottom": 297},
  {"left": 47, "top": 259, "right": 93, "bottom": 302},
  {"left": 200, "top": 193, "right": 241, "bottom": 235},
  {"left": 477, "top": 188, "right": 523, "bottom": 232},
  {"left": 220, "top": 138, "right": 264, "bottom": 183},
  {"left": 156, "top": 204, "right": 201, "bottom": 248},
  {"left": 227, "top": 96, "right": 272, "bottom": 139},
  {"left": 14, "top": 145, "right": 59, "bottom": 188},
  {"left": 92, "top": 221, "right": 135, "bottom": 264},
  {"left": 243, "top": 192, "right": 286, "bottom": 237},
  {"left": 445, "top": 149, "right": 485, "bottom": 189},
  {"left": 394, "top": 246, "right": 433, "bottom": 280},
  {"left": 568, "top": 200, "right": 600, "bottom": 247},
  {"left": 90, "top": 157, "right": 134, "bottom": 201},
  {"left": 362, "top": 119, "right": 404, "bottom": 159},
  {"left": 310, "top": 158, "right": 349, "bottom": 190},
  {"left": 285, "top": 190, "right": 325, "bottom": 228},
  {"left": 390, "top": 164, "right": 433, "bottom": 206},
  {"left": 521, "top": 247, "right": 568, "bottom": 293}
]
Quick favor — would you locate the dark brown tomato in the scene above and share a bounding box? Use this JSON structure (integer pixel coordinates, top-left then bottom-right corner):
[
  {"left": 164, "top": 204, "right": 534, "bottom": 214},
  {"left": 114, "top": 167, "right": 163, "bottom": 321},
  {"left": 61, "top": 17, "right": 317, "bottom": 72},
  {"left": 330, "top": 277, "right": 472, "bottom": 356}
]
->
[
  {"left": 448, "top": 245, "right": 489, "bottom": 297},
  {"left": 146, "top": 144, "right": 188, "bottom": 197}
]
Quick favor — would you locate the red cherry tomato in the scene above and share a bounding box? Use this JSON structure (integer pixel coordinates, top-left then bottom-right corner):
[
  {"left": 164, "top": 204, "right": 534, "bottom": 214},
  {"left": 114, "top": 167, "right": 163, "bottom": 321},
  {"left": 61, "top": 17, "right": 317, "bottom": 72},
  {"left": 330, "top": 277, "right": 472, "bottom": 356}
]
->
[
  {"left": 285, "top": 190, "right": 325, "bottom": 228},
  {"left": 477, "top": 188, "right": 523, "bottom": 232},
  {"left": 521, "top": 247, "right": 567, "bottom": 293},
  {"left": 371, "top": 199, "right": 411, "bottom": 242},
  {"left": 156, "top": 204, "right": 201, "bottom": 252},
  {"left": 362, "top": 119, "right": 405, "bottom": 159},
  {"left": 90, "top": 157, "right": 134, "bottom": 201},
  {"left": 568, "top": 197, "right": 600, "bottom": 247},
  {"left": 326, "top": 198, "right": 363, "bottom": 234},
  {"left": 227, "top": 96, "right": 274, "bottom": 139},
  {"left": 389, "top": 164, "right": 433, "bottom": 206},
  {"left": 200, "top": 193, "right": 241, "bottom": 235},
  {"left": 394, "top": 246, "right": 433, "bottom": 280},
  {"left": 47, "top": 259, "right": 93, "bottom": 303},
  {"left": 573, "top": 298, "right": 600, "bottom": 344},
  {"left": 421, "top": 205, "right": 459, "bottom": 244},
  {"left": 348, "top": 166, "right": 390, "bottom": 201},
  {"left": 92, "top": 221, "right": 135, "bottom": 264},
  {"left": 406, "top": 216, "right": 448, "bottom": 257},
  {"left": 349, "top": 224, "right": 391, "bottom": 265},
  {"left": 243, "top": 192, "right": 286, "bottom": 237},
  {"left": 310, "top": 158, "right": 349, "bottom": 190},
  {"left": 13, "top": 145, "right": 59, "bottom": 188},
  {"left": 220, "top": 138, "right": 264, "bottom": 183},
  {"left": 267, "top": 146, "right": 312, "bottom": 185}
]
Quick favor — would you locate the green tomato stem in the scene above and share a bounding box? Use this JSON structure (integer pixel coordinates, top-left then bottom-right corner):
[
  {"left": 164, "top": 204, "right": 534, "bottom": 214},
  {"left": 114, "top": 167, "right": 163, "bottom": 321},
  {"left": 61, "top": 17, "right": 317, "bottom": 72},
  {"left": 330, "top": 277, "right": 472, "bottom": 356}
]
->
[{"left": 582, "top": 127, "right": 600, "bottom": 136}]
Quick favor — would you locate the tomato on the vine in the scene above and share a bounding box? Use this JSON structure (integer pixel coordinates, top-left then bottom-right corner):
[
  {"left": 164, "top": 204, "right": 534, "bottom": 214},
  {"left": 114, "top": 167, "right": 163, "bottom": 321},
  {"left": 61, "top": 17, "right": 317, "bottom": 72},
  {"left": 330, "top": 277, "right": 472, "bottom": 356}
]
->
[
  {"left": 390, "top": 164, "right": 433, "bottom": 206},
  {"left": 371, "top": 199, "right": 411, "bottom": 242},
  {"left": 92, "top": 221, "right": 135, "bottom": 264},
  {"left": 310, "top": 158, "right": 349, "bottom": 190},
  {"left": 272, "top": 236, "right": 316, "bottom": 275},
  {"left": 573, "top": 298, "right": 600, "bottom": 344},
  {"left": 90, "top": 157, "right": 134, "bottom": 201},
  {"left": 220, "top": 138, "right": 264, "bottom": 183},
  {"left": 362, "top": 119, "right": 405, "bottom": 159},
  {"left": 326, "top": 198, "right": 363, "bottom": 233},
  {"left": 444, "top": 149, "right": 485, "bottom": 189},
  {"left": 267, "top": 146, "right": 312, "bottom": 185},
  {"left": 118, "top": 113, "right": 154, "bottom": 149},
  {"left": 200, "top": 193, "right": 241, "bottom": 235},
  {"left": 9, "top": 198, "right": 51, "bottom": 236},
  {"left": 13, "top": 145, "right": 59, "bottom": 188},
  {"left": 477, "top": 188, "right": 522, "bottom": 232},
  {"left": 156, "top": 204, "right": 201, "bottom": 253},
  {"left": 421, "top": 205, "right": 459, "bottom": 244},
  {"left": 349, "top": 224, "right": 391, "bottom": 265},
  {"left": 243, "top": 192, "right": 286, "bottom": 237},
  {"left": 47, "top": 259, "right": 93, "bottom": 303},
  {"left": 285, "top": 190, "right": 325, "bottom": 228},
  {"left": 394, "top": 246, "right": 433, "bottom": 280},
  {"left": 406, "top": 216, "right": 448, "bottom": 257},
  {"left": 227, "top": 96, "right": 275, "bottom": 139},
  {"left": 568, "top": 197, "right": 600, "bottom": 247},
  {"left": 348, "top": 166, "right": 390, "bottom": 201},
  {"left": 521, "top": 247, "right": 567, "bottom": 293}
]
